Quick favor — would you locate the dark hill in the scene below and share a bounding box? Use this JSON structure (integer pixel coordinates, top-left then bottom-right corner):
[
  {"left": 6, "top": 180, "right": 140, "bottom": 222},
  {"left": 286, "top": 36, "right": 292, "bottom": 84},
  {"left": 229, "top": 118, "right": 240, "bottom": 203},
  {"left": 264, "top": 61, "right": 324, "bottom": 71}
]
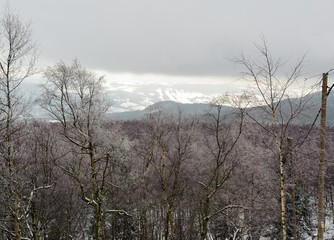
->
[{"left": 107, "top": 92, "right": 333, "bottom": 125}]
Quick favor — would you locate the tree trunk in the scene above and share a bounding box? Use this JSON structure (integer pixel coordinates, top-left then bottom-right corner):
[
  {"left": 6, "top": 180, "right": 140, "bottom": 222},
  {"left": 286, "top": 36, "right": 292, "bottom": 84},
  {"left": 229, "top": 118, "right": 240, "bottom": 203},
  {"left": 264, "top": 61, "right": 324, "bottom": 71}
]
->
[
  {"left": 188, "top": 210, "right": 195, "bottom": 240},
  {"left": 279, "top": 151, "right": 287, "bottom": 240},
  {"left": 200, "top": 196, "right": 210, "bottom": 240},
  {"left": 9, "top": 147, "right": 22, "bottom": 240},
  {"left": 14, "top": 197, "right": 22, "bottom": 240},
  {"left": 95, "top": 203, "right": 105, "bottom": 240},
  {"left": 166, "top": 203, "right": 175, "bottom": 240},
  {"left": 140, "top": 209, "right": 148, "bottom": 240},
  {"left": 317, "top": 73, "right": 328, "bottom": 240},
  {"left": 292, "top": 185, "right": 298, "bottom": 240},
  {"left": 31, "top": 200, "right": 40, "bottom": 240}
]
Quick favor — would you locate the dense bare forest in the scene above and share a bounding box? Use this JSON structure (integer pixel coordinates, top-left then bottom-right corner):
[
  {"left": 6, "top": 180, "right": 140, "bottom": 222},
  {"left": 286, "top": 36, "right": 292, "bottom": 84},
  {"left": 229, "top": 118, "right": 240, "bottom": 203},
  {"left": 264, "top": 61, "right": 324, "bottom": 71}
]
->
[
  {"left": 0, "top": 5, "right": 333, "bottom": 240},
  {"left": 0, "top": 103, "right": 330, "bottom": 240}
]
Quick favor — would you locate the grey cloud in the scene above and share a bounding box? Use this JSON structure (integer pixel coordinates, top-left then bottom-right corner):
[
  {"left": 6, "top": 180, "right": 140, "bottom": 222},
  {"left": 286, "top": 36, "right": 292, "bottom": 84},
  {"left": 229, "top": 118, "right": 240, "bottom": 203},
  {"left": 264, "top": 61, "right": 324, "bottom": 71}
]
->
[{"left": 5, "top": 0, "right": 334, "bottom": 77}]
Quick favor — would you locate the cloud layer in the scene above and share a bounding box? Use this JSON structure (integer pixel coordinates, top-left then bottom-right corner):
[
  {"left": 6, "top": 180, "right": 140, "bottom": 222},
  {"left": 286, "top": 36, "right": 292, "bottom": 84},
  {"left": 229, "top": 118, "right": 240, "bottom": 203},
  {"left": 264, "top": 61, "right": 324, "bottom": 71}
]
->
[{"left": 5, "top": 0, "right": 334, "bottom": 78}]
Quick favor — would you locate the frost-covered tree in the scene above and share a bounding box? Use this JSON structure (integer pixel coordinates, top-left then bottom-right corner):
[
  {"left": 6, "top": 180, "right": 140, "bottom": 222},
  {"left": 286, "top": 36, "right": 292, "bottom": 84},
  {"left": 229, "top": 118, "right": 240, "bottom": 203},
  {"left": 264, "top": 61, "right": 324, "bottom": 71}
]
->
[
  {"left": 235, "top": 38, "right": 313, "bottom": 240},
  {"left": 39, "top": 60, "right": 128, "bottom": 240},
  {"left": 135, "top": 109, "right": 197, "bottom": 240},
  {"left": 195, "top": 94, "right": 246, "bottom": 240},
  {"left": 0, "top": 5, "right": 38, "bottom": 239}
]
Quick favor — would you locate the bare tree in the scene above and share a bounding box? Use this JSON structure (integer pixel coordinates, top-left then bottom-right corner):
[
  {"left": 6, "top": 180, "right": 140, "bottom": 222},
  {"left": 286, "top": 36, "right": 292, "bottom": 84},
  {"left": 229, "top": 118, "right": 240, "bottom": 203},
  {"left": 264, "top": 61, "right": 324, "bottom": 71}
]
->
[
  {"left": 39, "top": 59, "right": 125, "bottom": 240},
  {"left": 195, "top": 94, "right": 246, "bottom": 240},
  {"left": 234, "top": 38, "right": 313, "bottom": 240},
  {"left": 0, "top": 5, "right": 38, "bottom": 240},
  {"left": 21, "top": 121, "right": 88, "bottom": 239},
  {"left": 135, "top": 109, "right": 197, "bottom": 240}
]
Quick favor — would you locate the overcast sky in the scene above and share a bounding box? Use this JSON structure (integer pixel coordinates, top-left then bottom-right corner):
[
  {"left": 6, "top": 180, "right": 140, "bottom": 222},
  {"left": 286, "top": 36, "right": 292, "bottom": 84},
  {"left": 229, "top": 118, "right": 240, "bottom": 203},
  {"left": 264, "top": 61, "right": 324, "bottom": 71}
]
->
[{"left": 3, "top": 0, "right": 334, "bottom": 85}]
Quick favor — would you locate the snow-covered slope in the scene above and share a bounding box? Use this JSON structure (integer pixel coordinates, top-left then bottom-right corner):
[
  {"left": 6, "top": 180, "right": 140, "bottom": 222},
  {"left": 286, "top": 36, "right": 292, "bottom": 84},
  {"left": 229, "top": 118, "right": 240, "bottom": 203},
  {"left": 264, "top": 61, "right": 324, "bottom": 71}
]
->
[{"left": 106, "top": 81, "right": 231, "bottom": 112}]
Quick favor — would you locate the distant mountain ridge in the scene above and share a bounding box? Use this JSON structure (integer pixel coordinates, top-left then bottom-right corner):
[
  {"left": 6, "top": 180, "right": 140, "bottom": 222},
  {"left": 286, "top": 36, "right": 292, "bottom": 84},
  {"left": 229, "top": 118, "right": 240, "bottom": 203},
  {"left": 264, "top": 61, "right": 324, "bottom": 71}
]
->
[
  {"left": 108, "top": 91, "right": 334, "bottom": 126},
  {"left": 107, "top": 101, "right": 223, "bottom": 120}
]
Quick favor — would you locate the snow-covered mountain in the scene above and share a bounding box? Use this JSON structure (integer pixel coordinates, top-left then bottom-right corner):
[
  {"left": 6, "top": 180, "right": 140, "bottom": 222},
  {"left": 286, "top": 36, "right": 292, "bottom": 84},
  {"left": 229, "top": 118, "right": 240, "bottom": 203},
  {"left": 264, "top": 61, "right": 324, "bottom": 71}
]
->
[
  {"left": 20, "top": 77, "right": 240, "bottom": 120},
  {"left": 107, "top": 84, "right": 211, "bottom": 112},
  {"left": 22, "top": 78, "right": 333, "bottom": 126},
  {"left": 106, "top": 80, "right": 237, "bottom": 112},
  {"left": 107, "top": 91, "right": 334, "bottom": 126}
]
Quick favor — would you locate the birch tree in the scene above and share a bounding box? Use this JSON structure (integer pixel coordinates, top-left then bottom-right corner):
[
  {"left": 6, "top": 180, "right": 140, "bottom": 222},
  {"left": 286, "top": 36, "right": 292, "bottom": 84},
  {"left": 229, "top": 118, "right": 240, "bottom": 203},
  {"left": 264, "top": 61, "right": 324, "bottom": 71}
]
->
[
  {"left": 235, "top": 39, "right": 312, "bottom": 240},
  {"left": 0, "top": 6, "right": 38, "bottom": 239},
  {"left": 39, "top": 60, "right": 125, "bottom": 240}
]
